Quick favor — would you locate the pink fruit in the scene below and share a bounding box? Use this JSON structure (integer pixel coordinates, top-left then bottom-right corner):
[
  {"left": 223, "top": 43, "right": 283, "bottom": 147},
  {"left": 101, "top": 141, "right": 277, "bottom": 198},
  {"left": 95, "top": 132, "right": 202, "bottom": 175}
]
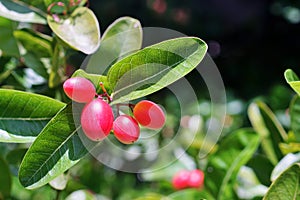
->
[
  {"left": 172, "top": 170, "right": 190, "bottom": 190},
  {"left": 188, "top": 169, "right": 205, "bottom": 188},
  {"left": 81, "top": 99, "right": 114, "bottom": 141},
  {"left": 113, "top": 115, "right": 140, "bottom": 144},
  {"left": 133, "top": 100, "right": 165, "bottom": 129},
  {"left": 63, "top": 77, "right": 95, "bottom": 103}
]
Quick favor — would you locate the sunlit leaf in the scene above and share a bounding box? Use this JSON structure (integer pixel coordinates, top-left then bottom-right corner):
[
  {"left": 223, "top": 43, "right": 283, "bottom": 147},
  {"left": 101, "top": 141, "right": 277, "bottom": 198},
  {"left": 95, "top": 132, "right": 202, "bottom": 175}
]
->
[
  {"left": 107, "top": 37, "right": 207, "bottom": 104},
  {"left": 85, "top": 16, "right": 142, "bottom": 74},
  {"left": 47, "top": 7, "right": 100, "bottom": 54},
  {"left": 285, "top": 69, "right": 300, "bottom": 95},
  {"left": 0, "top": 89, "right": 65, "bottom": 143},
  {"left": 168, "top": 189, "right": 214, "bottom": 200}
]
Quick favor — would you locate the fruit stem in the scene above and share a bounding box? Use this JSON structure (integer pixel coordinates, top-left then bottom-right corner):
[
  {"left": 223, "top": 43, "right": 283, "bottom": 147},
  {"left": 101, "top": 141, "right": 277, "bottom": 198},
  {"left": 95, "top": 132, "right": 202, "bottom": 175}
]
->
[{"left": 99, "top": 82, "right": 112, "bottom": 102}]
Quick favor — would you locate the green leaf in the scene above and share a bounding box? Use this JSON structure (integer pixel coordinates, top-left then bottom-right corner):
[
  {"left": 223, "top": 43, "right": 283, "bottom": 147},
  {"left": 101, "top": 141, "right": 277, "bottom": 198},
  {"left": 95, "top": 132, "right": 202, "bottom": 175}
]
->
[
  {"left": 290, "top": 96, "right": 300, "bottom": 141},
  {"left": 0, "top": 0, "right": 46, "bottom": 24},
  {"left": 85, "top": 16, "right": 142, "bottom": 74},
  {"left": 47, "top": 7, "right": 100, "bottom": 54},
  {"left": 248, "top": 101, "right": 287, "bottom": 164},
  {"left": 19, "top": 104, "right": 89, "bottom": 189},
  {"left": 134, "top": 193, "right": 169, "bottom": 200},
  {"left": 205, "top": 128, "right": 260, "bottom": 200},
  {"left": 263, "top": 163, "right": 300, "bottom": 200},
  {"left": 168, "top": 189, "right": 214, "bottom": 200},
  {"left": 285, "top": 69, "right": 300, "bottom": 95},
  {"left": 14, "top": 29, "right": 52, "bottom": 58},
  {"left": 0, "top": 156, "right": 12, "bottom": 198},
  {"left": 107, "top": 37, "right": 207, "bottom": 104},
  {"left": 0, "top": 89, "right": 65, "bottom": 143},
  {"left": 0, "top": 17, "right": 20, "bottom": 57},
  {"left": 49, "top": 38, "right": 66, "bottom": 88}
]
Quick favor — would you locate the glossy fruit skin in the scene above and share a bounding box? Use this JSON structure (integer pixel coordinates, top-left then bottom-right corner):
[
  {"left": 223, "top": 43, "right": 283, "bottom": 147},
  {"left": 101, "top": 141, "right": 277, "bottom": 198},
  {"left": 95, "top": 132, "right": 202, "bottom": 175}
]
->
[
  {"left": 133, "top": 100, "right": 165, "bottom": 129},
  {"left": 81, "top": 99, "right": 114, "bottom": 141},
  {"left": 113, "top": 115, "right": 140, "bottom": 144},
  {"left": 63, "top": 77, "right": 95, "bottom": 103},
  {"left": 188, "top": 169, "right": 204, "bottom": 188},
  {"left": 172, "top": 170, "right": 190, "bottom": 190}
]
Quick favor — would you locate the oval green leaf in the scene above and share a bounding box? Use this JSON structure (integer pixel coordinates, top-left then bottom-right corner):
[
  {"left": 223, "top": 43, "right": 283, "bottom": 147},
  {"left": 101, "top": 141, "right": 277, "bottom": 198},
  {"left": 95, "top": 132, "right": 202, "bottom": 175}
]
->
[
  {"left": 0, "top": 89, "right": 65, "bottom": 143},
  {"left": 168, "top": 189, "right": 214, "bottom": 200},
  {"left": 263, "top": 163, "right": 300, "bottom": 200},
  {"left": 0, "top": 0, "right": 46, "bottom": 24},
  {"left": 248, "top": 101, "right": 287, "bottom": 164},
  {"left": 19, "top": 104, "right": 89, "bottom": 189},
  {"left": 285, "top": 69, "right": 300, "bottom": 96},
  {"left": 47, "top": 7, "right": 100, "bottom": 54},
  {"left": 107, "top": 37, "right": 207, "bottom": 104},
  {"left": 205, "top": 128, "right": 260, "bottom": 200},
  {"left": 85, "top": 16, "right": 142, "bottom": 74}
]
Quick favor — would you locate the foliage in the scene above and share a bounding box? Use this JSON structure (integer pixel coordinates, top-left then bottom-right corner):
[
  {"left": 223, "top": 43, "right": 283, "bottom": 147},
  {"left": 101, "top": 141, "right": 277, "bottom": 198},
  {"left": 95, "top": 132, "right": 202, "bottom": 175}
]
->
[{"left": 0, "top": 1, "right": 299, "bottom": 200}]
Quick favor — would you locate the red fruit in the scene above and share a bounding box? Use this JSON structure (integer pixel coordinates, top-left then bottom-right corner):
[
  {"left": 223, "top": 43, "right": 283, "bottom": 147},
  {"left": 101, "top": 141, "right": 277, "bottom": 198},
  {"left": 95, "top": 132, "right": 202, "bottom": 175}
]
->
[
  {"left": 63, "top": 77, "right": 95, "bottom": 103},
  {"left": 172, "top": 170, "right": 190, "bottom": 190},
  {"left": 113, "top": 115, "right": 140, "bottom": 144},
  {"left": 81, "top": 99, "right": 114, "bottom": 141},
  {"left": 188, "top": 169, "right": 205, "bottom": 188},
  {"left": 133, "top": 100, "right": 166, "bottom": 129}
]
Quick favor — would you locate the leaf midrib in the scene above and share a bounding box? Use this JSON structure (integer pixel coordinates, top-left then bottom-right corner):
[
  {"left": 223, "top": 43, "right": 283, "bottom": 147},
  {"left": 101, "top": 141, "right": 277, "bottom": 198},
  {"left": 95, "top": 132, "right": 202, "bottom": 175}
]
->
[{"left": 111, "top": 43, "right": 203, "bottom": 99}]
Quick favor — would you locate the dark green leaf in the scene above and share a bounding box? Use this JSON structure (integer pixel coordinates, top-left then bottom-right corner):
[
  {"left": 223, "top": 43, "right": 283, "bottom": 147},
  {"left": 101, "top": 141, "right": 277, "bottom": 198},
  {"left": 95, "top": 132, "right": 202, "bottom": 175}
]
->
[
  {"left": 107, "top": 37, "right": 207, "bottom": 104},
  {"left": 0, "top": 156, "right": 12, "bottom": 198},
  {"left": 47, "top": 7, "right": 100, "bottom": 54},
  {"left": 285, "top": 69, "right": 300, "bottom": 96},
  {"left": 14, "top": 29, "right": 52, "bottom": 58},
  {"left": 247, "top": 154, "right": 274, "bottom": 186},
  {"left": 0, "top": 89, "right": 65, "bottom": 143},
  {"left": 6, "top": 148, "right": 27, "bottom": 165},
  {"left": 0, "top": 0, "right": 46, "bottom": 24},
  {"left": 205, "top": 128, "right": 260, "bottom": 200},
  {"left": 0, "top": 17, "right": 19, "bottom": 57},
  {"left": 19, "top": 104, "right": 89, "bottom": 189},
  {"left": 22, "top": 53, "right": 48, "bottom": 79},
  {"left": 85, "top": 16, "right": 142, "bottom": 74},
  {"left": 248, "top": 101, "right": 287, "bottom": 164},
  {"left": 263, "top": 163, "right": 300, "bottom": 199},
  {"left": 290, "top": 95, "right": 300, "bottom": 142}
]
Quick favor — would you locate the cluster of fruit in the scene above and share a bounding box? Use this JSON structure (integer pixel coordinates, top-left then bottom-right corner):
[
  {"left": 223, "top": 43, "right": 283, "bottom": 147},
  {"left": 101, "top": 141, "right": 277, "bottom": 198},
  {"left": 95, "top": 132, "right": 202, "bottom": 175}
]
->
[
  {"left": 172, "top": 169, "right": 205, "bottom": 190},
  {"left": 63, "top": 77, "right": 166, "bottom": 144}
]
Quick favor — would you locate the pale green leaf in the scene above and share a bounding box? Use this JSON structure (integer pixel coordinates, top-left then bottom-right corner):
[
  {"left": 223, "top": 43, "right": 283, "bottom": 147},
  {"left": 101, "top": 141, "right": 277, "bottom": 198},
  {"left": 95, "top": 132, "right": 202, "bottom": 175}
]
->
[
  {"left": 85, "top": 16, "right": 142, "bottom": 74},
  {"left": 285, "top": 69, "right": 300, "bottom": 96},
  {"left": 47, "top": 7, "right": 100, "bottom": 54}
]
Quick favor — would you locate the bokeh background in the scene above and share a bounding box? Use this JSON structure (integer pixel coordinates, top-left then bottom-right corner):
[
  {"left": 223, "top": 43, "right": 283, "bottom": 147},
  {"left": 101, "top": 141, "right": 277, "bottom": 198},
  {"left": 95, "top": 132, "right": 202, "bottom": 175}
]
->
[{"left": 90, "top": 0, "right": 300, "bottom": 99}]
